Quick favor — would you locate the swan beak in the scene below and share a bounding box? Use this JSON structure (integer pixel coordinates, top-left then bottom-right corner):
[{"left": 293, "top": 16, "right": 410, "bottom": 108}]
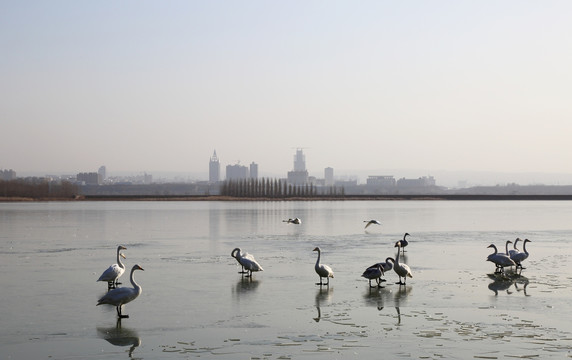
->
[{"left": 120, "top": 253, "right": 126, "bottom": 259}]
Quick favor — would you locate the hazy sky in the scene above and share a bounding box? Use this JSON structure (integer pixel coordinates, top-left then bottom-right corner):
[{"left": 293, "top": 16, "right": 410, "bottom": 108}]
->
[{"left": 2, "top": 1, "right": 572, "bottom": 182}]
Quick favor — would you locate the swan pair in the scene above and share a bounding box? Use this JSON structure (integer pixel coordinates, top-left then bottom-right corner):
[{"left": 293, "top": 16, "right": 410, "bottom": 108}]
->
[
  {"left": 231, "top": 248, "right": 264, "bottom": 277},
  {"left": 96, "top": 245, "right": 145, "bottom": 318}
]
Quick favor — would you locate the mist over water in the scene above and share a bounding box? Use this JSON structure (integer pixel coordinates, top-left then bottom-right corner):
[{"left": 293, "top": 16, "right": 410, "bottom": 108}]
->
[{"left": 1, "top": 201, "right": 571, "bottom": 359}]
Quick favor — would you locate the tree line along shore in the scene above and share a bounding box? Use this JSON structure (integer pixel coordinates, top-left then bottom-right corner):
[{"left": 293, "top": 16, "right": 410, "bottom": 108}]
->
[{"left": 4, "top": 178, "right": 572, "bottom": 201}]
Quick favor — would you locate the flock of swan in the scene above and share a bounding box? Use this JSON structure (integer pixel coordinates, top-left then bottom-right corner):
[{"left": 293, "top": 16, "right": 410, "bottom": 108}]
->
[
  {"left": 486, "top": 238, "right": 531, "bottom": 274},
  {"left": 94, "top": 218, "right": 531, "bottom": 319},
  {"left": 232, "top": 227, "right": 413, "bottom": 289}
]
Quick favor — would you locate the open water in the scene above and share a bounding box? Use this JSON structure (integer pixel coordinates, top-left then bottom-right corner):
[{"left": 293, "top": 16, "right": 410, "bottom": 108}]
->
[{"left": 1, "top": 200, "right": 572, "bottom": 359}]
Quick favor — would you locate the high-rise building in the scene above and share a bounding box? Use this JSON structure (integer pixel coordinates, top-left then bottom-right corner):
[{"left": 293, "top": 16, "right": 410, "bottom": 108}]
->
[
  {"left": 287, "top": 148, "right": 309, "bottom": 185},
  {"left": 324, "top": 167, "right": 334, "bottom": 186},
  {"left": 293, "top": 148, "right": 306, "bottom": 171},
  {"left": 77, "top": 172, "right": 99, "bottom": 185},
  {"left": 0, "top": 169, "right": 17, "bottom": 181},
  {"left": 226, "top": 163, "right": 249, "bottom": 180},
  {"left": 209, "top": 150, "right": 220, "bottom": 183},
  {"left": 250, "top": 162, "right": 258, "bottom": 179},
  {"left": 98, "top": 166, "right": 106, "bottom": 184}
]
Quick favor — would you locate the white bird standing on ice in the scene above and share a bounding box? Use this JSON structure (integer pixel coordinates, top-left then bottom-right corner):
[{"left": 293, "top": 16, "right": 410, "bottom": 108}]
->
[
  {"left": 313, "top": 247, "right": 334, "bottom": 286},
  {"left": 486, "top": 244, "right": 516, "bottom": 274},
  {"left": 509, "top": 239, "right": 531, "bottom": 273},
  {"left": 97, "top": 264, "right": 144, "bottom": 318},
  {"left": 364, "top": 219, "right": 381, "bottom": 229},
  {"left": 390, "top": 242, "right": 413, "bottom": 285},
  {"left": 97, "top": 245, "right": 127, "bottom": 290},
  {"left": 231, "top": 248, "right": 263, "bottom": 277}
]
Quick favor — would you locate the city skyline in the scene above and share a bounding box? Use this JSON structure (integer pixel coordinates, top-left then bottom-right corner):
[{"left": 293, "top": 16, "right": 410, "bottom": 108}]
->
[
  {"left": 2, "top": 2, "right": 572, "bottom": 186},
  {"left": 8, "top": 144, "right": 572, "bottom": 189}
]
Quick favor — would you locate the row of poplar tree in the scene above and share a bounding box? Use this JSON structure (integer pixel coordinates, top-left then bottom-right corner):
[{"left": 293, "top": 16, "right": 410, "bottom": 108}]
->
[{"left": 220, "top": 178, "right": 344, "bottom": 198}]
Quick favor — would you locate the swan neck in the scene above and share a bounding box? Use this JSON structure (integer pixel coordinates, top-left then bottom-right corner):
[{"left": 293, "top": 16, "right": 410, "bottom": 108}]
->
[
  {"left": 130, "top": 267, "right": 140, "bottom": 290},
  {"left": 315, "top": 250, "right": 321, "bottom": 266},
  {"left": 117, "top": 247, "right": 125, "bottom": 269}
]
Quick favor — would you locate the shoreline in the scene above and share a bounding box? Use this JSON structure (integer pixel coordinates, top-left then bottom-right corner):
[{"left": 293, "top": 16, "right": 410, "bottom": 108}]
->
[{"left": 4, "top": 194, "right": 572, "bottom": 202}]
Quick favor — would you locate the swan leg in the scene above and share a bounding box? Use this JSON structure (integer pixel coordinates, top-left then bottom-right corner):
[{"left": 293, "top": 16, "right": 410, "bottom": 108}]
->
[
  {"left": 107, "top": 281, "right": 116, "bottom": 291},
  {"left": 116, "top": 305, "right": 129, "bottom": 319},
  {"left": 316, "top": 276, "right": 322, "bottom": 286}
]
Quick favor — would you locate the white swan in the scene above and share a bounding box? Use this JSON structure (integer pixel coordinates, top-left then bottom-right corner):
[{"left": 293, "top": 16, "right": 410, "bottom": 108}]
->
[
  {"left": 396, "top": 233, "right": 410, "bottom": 254},
  {"left": 283, "top": 218, "right": 301, "bottom": 224},
  {"left": 364, "top": 219, "right": 381, "bottom": 229},
  {"left": 486, "top": 244, "right": 516, "bottom": 274},
  {"left": 510, "top": 239, "right": 531, "bottom": 272},
  {"left": 231, "top": 248, "right": 263, "bottom": 277},
  {"left": 361, "top": 263, "right": 385, "bottom": 288},
  {"left": 313, "top": 247, "right": 334, "bottom": 286},
  {"left": 391, "top": 242, "right": 413, "bottom": 285},
  {"left": 97, "top": 264, "right": 144, "bottom": 318},
  {"left": 97, "top": 245, "right": 127, "bottom": 290}
]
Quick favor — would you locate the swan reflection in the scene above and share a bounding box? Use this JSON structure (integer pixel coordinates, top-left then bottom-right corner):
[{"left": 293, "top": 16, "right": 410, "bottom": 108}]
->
[
  {"left": 363, "top": 286, "right": 410, "bottom": 324},
  {"left": 233, "top": 277, "right": 261, "bottom": 295},
  {"left": 314, "top": 287, "right": 333, "bottom": 322},
  {"left": 487, "top": 273, "right": 530, "bottom": 296},
  {"left": 97, "top": 318, "right": 141, "bottom": 358}
]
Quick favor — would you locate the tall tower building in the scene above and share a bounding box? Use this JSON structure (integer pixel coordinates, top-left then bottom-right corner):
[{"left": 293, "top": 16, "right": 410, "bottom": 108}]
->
[
  {"left": 250, "top": 162, "right": 258, "bottom": 179},
  {"left": 98, "top": 166, "right": 106, "bottom": 184},
  {"left": 325, "top": 167, "right": 334, "bottom": 186},
  {"left": 293, "top": 148, "right": 306, "bottom": 171},
  {"left": 287, "top": 148, "right": 309, "bottom": 185},
  {"left": 209, "top": 150, "right": 220, "bottom": 183}
]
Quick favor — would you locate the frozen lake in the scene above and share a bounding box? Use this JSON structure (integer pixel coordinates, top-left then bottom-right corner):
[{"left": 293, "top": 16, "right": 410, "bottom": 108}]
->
[{"left": 1, "top": 200, "right": 571, "bottom": 359}]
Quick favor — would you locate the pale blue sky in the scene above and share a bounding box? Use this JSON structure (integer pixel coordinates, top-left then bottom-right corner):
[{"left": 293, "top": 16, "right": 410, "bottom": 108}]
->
[{"left": 2, "top": 1, "right": 572, "bottom": 183}]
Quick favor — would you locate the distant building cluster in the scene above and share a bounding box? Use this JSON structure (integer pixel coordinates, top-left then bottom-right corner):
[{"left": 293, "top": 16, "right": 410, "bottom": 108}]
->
[
  {"left": 2, "top": 148, "right": 441, "bottom": 197},
  {"left": 211, "top": 148, "right": 438, "bottom": 196},
  {"left": 208, "top": 150, "right": 259, "bottom": 182},
  {"left": 1, "top": 169, "right": 17, "bottom": 181}
]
